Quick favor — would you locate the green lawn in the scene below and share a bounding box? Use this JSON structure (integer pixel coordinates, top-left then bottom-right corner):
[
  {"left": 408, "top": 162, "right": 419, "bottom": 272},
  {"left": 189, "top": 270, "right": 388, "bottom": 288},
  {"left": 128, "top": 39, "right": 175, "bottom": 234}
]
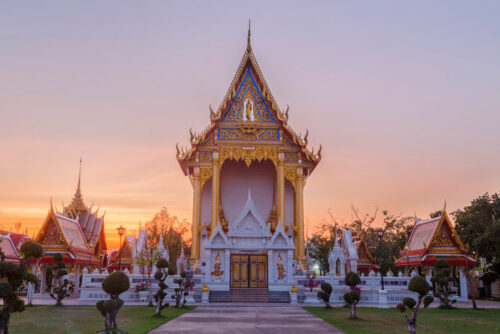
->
[
  {"left": 305, "top": 306, "right": 500, "bottom": 334},
  {"left": 10, "top": 305, "right": 194, "bottom": 334}
]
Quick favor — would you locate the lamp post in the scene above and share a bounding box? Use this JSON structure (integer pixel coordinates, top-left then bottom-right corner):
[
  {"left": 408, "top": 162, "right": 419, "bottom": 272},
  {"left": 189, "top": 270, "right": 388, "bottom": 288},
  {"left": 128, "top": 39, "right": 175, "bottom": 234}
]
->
[
  {"left": 405, "top": 245, "right": 410, "bottom": 277},
  {"left": 117, "top": 225, "right": 126, "bottom": 271},
  {"left": 377, "top": 228, "right": 385, "bottom": 290}
]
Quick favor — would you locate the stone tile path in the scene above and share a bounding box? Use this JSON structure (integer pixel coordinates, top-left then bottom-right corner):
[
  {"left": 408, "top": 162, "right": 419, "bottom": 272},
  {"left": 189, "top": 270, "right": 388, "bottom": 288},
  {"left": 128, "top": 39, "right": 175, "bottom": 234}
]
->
[{"left": 148, "top": 306, "right": 343, "bottom": 334}]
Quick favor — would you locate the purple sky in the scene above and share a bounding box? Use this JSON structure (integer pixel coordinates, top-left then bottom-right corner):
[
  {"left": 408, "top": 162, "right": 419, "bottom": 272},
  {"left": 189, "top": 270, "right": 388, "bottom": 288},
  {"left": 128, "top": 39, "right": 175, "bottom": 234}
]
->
[{"left": 1, "top": 1, "right": 499, "bottom": 247}]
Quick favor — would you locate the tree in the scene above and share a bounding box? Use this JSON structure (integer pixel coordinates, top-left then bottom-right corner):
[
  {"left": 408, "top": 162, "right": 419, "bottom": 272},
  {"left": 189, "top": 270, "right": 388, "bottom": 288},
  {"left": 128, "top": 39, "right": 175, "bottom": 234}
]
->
[
  {"left": 431, "top": 260, "right": 456, "bottom": 309},
  {"left": 48, "top": 253, "right": 71, "bottom": 306},
  {"left": 317, "top": 282, "right": 333, "bottom": 309},
  {"left": 309, "top": 208, "right": 413, "bottom": 276},
  {"left": 397, "top": 275, "right": 434, "bottom": 334},
  {"left": 0, "top": 240, "right": 43, "bottom": 334},
  {"left": 171, "top": 272, "right": 188, "bottom": 308},
  {"left": 343, "top": 272, "right": 361, "bottom": 319},
  {"left": 453, "top": 193, "right": 500, "bottom": 265},
  {"left": 96, "top": 271, "right": 130, "bottom": 331},
  {"left": 153, "top": 258, "right": 170, "bottom": 317}
]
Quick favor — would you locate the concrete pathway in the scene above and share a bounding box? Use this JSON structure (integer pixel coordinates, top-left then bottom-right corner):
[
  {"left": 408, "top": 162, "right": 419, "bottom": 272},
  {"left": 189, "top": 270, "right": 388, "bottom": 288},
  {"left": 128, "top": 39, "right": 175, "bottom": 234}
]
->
[{"left": 148, "top": 306, "right": 344, "bottom": 334}]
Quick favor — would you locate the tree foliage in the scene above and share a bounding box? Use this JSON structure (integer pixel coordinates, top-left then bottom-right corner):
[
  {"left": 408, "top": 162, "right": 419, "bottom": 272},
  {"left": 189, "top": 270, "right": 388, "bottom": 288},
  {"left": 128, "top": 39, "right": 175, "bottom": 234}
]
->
[
  {"left": 343, "top": 272, "right": 361, "bottom": 319},
  {"left": 96, "top": 271, "right": 130, "bottom": 331},
  {"left": 0, "top": 240, "right": 43, "bottom": 334},
  {"left": 48, "top": 253, "right": 71, "bottom": 306},
  {"left": 308, "top": 207, "right": 413, "bottom": 276},
  {"left": 153, "top": 257, "right": 169, "bottom": 316},
  {"left": 317, "top": 282, "right": 333, "bottom": 309},
  {"left": 397, "top": 275, "right": 433, "bottom": 334},
  {"left": 431, "top": 260, "right": 456, "bottom": 309}
]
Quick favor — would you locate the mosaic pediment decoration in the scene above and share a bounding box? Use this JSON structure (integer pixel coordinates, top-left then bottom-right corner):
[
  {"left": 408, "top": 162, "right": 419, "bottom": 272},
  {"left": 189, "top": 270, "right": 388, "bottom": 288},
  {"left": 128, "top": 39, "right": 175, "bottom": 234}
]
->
[
  {"left": 431, "top": 224, "right": 454, "bottom": 247},
  {"left": 222, "top": 70, "right": 275, "bottom": 123}
]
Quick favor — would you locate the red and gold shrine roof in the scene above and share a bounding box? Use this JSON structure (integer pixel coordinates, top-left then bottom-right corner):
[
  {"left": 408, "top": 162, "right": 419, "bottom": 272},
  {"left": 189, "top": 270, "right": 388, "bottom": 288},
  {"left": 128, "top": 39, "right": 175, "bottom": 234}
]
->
[
  {"left": 176, "top": 31, "right": 321, "bottom": 175},
  {"left": 395, "top": 210, "right": 476, "bottom": 267}
]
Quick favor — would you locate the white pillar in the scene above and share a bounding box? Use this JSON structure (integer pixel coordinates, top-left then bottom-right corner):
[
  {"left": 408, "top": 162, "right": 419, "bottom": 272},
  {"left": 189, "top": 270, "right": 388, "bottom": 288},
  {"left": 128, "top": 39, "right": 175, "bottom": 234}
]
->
[
  {"left": 224, "top": 249, "right": 230, "bottom": 284},
  {"left": 378, "top": 289, "right": 389, "bottom": 308},
  {"left": 459, "top": 267, "right": 468, "bottom": 301},
  {"left": 39, "top": 263, "right": 46, "bottom": 295}
]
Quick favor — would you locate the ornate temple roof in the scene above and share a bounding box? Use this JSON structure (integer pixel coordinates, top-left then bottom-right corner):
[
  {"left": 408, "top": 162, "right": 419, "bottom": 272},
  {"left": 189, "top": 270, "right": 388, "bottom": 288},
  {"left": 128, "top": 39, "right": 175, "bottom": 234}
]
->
[
  {"left": 0, "top": 234, "right": 20, "bottom": 263},
  {"left": 395, "top": 207, "right": 475, "bottom": 267},
  {"left": 60, "top": 160, "right": 107, "bottom": 252},
  {"left": 176, "top": 24, "right": 321, "bottom": 173},
  {"left": 354, "top": 239, "right": 379, "bottom": 271}
]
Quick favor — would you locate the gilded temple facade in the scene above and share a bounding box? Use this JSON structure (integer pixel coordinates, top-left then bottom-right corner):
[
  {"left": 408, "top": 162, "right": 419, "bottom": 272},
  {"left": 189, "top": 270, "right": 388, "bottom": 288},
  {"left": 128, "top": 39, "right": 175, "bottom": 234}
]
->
[{"left": 177, "top": 29, "right": 321, "bottom": 290}]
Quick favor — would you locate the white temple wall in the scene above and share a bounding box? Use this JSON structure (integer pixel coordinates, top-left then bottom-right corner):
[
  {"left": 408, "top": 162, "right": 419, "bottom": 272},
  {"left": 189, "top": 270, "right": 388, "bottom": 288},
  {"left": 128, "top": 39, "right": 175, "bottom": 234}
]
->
[
  {"left": 284, "top": 181, "right": 294, "bottom": 229},
  {"left": 220, "top": 160, "right": 275, "bottom": 224}
]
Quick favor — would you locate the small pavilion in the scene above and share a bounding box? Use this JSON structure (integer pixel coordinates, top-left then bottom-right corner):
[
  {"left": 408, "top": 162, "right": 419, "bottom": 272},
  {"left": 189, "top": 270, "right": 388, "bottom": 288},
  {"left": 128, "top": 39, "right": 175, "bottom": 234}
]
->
[
  {"left": 394, "top": 207, "right": 476, "bottom": 300},
  {"left": 354, "top": 238, "right": 380, "bottom": 274}
]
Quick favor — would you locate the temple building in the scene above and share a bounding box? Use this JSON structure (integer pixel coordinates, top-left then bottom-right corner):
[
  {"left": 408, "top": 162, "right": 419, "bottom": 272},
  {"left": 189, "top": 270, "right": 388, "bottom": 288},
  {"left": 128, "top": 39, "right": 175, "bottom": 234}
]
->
[
  {"left": 354, "top": 238, "right": 379, "bottom": 274},
  {"left": 394, "top": 207, "right": 476, "bottom": 300},
  {"left": 176, "top": 27, "right": 321, "bottom": 291},
  {"left": 34, "top": 161, "right": 107, "bottom": 293}
]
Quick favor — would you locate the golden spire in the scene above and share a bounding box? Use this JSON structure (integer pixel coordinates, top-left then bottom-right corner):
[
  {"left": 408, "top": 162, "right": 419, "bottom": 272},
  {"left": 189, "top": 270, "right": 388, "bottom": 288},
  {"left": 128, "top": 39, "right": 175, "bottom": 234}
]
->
[
  {"left": 246, "top": 19, "right": 252, "bottom": 52},
  {"left": 68, "top": 158, "right": 87, "bottom": 215}
]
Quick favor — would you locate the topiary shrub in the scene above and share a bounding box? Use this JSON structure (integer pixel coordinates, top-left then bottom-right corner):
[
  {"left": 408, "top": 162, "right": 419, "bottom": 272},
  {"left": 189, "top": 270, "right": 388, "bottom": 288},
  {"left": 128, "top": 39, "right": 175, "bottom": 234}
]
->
[
  {"left": 431, "top": 260, "right": 456, "bottom": 309},
  {"left": 171, "top": 271, "right": 188, "bottom": 308},
  {"left": 49, "top": 253, "right": 71, "bottom": 306},
  {"left": 0, "top": 240, "right": 42, "bottom": 334},
  {"left": 317, "top": 282, "right": 333, "bottom": 309},
  {"left": 397, "top": 275, "right": 434, "bottom": 334},
  {"left": 96, "top": 271, "right": 130, "bottom": 331},
  {"left": 153, "top": 257, "right": 169, "bottom": 316},
  {"left": 343, "top": 271, "right": 361, "bottom": 319}
]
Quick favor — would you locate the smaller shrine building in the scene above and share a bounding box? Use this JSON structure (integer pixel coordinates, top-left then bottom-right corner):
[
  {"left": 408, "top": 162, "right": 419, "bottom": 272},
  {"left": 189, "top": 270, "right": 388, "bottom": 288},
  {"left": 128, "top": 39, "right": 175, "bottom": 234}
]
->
[{"left": 395, "top": 208, "right": 476, "bottom": 300}]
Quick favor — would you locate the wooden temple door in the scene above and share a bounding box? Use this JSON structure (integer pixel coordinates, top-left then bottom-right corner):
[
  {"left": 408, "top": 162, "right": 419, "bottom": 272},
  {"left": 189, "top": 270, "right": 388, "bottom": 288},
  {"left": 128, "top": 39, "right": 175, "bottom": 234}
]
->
[{"left": 231, "top": 254, "right": 267, "bottom": 288}]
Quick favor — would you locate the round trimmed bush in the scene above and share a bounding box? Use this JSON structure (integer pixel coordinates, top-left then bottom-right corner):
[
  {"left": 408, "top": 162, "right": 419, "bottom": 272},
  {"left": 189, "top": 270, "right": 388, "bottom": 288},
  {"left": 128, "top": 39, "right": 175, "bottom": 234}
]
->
[
  {"left": 435, "top": 259, "right": 450, "bottom": 270},
  {"left": 0, "top": 282, "right": 14, "bottom": 298},
  {"left": 20, "top": 241, "right": 43, "bottom": 259},
  {"left": 403, "top": 297, "right": 416, "bottom": 309},
  {"left": 154, "top": 271, "right": 163, "bottom": 280},
  {"left": 408, "top": 275, "right": 430, "bottom": 296},
  {"left": 423, "top": 295, "right": 434, "bottom": 307},
  {"left": 345, "top": 271, "right": 361, "bottom": 288},
  {"left": 321, "top": 282, "right": 333, "bottom": 294},
  {"left": 102, "top": 271, "right": 130, "bottom": 295},
  {"left": 157, "top": 258, "right": 168, "bottom": 269}
]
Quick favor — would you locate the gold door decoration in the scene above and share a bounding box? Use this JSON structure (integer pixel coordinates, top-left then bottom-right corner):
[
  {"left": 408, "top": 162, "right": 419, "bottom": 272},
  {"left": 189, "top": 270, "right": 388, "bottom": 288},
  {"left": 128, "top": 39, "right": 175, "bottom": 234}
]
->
[
  {"left": 230, "top": 254, "right": 267, "bottom": 288},
  {"left": 200, "top": 168, "right": 213, "bottom": 188}
]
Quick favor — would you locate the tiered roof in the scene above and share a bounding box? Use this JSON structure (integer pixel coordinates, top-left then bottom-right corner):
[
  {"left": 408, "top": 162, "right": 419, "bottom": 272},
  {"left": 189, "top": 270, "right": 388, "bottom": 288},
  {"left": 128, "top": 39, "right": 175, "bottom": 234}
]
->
[
  {"left": 395, "top": 209, "right": 476, "bottom": 267},
  {"left": 176, "top": 25, "right": 321, "bottom": 173}
]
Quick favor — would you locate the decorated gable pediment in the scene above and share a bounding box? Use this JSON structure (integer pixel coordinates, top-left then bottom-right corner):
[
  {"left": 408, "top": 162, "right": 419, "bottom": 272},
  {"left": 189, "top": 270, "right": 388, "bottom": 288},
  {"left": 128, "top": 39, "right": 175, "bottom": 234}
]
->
[
  {"left": 206, "top": 220, "right": 229, "bottom": 249},
  {"left": 267, "top": 222, "right": 294, "bottom": 250},
  {"left": 228, "top": 190, "right": 270, "bottom": 237},
  {"left": 221, "top": 69, "right": 275, "bottom": 123}
]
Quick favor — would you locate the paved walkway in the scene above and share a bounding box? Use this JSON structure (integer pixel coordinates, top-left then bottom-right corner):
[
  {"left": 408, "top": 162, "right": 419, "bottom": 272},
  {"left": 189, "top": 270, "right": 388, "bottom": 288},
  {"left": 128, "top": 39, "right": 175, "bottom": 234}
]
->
[{"left": 148, "top": 306, "right": 343, "bottom": 334}]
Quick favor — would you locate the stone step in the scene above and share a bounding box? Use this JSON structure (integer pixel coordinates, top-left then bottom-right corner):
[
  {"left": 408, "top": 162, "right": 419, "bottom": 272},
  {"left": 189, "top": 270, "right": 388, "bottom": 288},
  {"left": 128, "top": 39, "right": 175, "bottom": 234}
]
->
[{"left": 268, "top": 291, "right": 291, "bottom": 303}]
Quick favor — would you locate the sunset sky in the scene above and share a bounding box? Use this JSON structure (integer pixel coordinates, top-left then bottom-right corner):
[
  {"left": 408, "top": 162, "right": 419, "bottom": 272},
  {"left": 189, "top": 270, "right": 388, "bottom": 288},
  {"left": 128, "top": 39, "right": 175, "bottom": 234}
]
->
[{"left": 1, "top": 1, "right": 499, "bottom": 250}]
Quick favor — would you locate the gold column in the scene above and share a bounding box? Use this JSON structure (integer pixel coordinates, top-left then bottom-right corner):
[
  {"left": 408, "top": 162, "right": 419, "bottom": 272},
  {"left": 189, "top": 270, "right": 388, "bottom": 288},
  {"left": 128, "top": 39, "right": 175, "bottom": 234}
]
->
[
  {"left": 210, "top": 152, "right": 220, "bottom": 236},
  {"left": 296, "top": 167, "right": 305, "bottom": 262},
  {"left": 191, "top": 167, "right": 201, "bottom": 262},
  {"left": 277, "top": 153, "right": 285, "bottom": 230}
]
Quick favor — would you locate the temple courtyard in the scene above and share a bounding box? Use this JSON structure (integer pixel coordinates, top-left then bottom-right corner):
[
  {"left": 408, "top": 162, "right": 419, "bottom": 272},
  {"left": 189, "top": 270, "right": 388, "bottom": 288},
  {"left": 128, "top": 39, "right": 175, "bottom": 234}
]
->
[{"left": 9, "top": 301, "right": 500, "bottom": 334}]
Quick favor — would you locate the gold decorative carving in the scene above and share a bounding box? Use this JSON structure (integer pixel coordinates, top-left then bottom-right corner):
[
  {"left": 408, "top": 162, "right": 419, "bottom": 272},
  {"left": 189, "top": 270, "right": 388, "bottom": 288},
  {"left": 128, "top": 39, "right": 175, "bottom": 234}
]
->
[
  {"left": 284, "top": 168, "right": 297, "bottom": 190},
  {"left": 200, "top": 168, "right": 213, "bottom": 188},
  {"left": 219, "top": 147, "right": 278, "bottom": 168}
]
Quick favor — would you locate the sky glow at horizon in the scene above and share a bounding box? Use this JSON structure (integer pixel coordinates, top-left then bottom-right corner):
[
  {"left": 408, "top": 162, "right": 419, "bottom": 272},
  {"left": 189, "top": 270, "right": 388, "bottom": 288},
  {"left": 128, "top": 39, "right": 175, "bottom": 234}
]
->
[{"left": 1, "top": 1, "right": 499, "bottom": 250}]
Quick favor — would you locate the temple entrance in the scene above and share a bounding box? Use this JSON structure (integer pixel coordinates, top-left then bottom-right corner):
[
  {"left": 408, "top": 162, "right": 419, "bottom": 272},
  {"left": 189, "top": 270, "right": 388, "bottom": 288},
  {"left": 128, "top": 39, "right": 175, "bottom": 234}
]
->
[{"left": 230, "top": 254, "right": 267, "bottom": 288}]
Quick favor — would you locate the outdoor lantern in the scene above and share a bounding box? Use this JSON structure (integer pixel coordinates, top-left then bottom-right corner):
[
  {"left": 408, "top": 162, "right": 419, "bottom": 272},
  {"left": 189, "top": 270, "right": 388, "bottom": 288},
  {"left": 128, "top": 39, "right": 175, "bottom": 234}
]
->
[{"left": 377, "top": 228, "right": 384, "bottom": 238}]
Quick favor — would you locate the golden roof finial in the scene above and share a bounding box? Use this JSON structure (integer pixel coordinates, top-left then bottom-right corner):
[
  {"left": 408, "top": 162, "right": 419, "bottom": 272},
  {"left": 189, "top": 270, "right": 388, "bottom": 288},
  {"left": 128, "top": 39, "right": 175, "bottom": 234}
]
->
[
  {"left": 247, "top": 19, "right": 252, "bottom": 52},
  {"left": 77, "top": 157, "right": 82, "bottom": 194},
  {"left": 443, "top": 199, "right": 447, "bottom": 213}
]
